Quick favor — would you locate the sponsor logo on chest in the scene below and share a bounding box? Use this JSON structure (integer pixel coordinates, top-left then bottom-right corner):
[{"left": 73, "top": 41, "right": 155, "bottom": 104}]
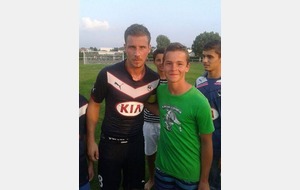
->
[{"left": 116, "top": 101, "right": 144, "bottom": 116}]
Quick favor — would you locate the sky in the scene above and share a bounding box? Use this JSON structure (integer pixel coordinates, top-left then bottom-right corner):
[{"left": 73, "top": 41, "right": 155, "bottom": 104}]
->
[{"left": 79, "top": 0, "right": 220, "bottom": 49}]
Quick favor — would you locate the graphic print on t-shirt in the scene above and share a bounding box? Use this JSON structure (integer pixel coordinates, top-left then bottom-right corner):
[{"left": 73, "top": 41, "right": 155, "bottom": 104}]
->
[{"left": 162, "top": 105, "right": 182, "bottom": 132}]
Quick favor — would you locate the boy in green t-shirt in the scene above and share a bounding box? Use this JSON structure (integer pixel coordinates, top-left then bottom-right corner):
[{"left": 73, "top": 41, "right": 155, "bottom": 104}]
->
[{"left": 155, "top": 42, "right": 215, "bottom": 190}]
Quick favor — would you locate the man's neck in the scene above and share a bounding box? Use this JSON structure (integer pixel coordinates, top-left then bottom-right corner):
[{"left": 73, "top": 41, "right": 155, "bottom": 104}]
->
[
  {"left": 126, "top": 64, "right": 145, "bottom": 81},
  {"left": 207, "top": 69, "right": 221, "bottom": 79}
]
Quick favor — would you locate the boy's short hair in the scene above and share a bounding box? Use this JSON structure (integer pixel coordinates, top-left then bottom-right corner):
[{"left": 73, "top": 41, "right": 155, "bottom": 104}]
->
[
  {"left": 203, "top": 40, "right": 221, "bottom": 57},
  {"left": 164, "top": 42, "right": 190, "bottom": 63},
  {"left": 153, "top": 48, "right": 165, "bottom": 60}
]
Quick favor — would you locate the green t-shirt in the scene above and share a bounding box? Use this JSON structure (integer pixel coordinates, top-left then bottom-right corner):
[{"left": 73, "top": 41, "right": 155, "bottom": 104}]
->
[{"left": 156, "top": 84, "right": 215, "bottom": 182}]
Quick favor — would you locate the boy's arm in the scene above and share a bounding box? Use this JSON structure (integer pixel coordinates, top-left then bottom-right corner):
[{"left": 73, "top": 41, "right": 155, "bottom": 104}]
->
[
  {"left": 198, "top": 133, "right": 213, "bottom": 190},
  {"left": 144, "top": 102, "right": 159, "bottom": 116}
]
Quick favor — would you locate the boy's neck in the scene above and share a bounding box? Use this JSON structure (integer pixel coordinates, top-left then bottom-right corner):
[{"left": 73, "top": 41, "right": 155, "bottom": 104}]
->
[{"left": 168, "top": 81, "right": 191, "bottom": 95}]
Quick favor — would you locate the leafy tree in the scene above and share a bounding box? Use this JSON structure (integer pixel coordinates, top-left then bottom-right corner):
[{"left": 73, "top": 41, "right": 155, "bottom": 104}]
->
[
  {"left": 89, "top": 47, "right": 98, "bottom": 51},
  {"left": 156, "top": 35, "right": 170, "bottom": 49},
  {"left": 192, "top": 32, "right": 221, "bottom": 57}
]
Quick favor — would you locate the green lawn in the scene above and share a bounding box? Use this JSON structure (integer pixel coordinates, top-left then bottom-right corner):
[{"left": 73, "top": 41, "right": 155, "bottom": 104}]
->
[{"left": 79, "top": 61, "right": 204, "bottom": 190}]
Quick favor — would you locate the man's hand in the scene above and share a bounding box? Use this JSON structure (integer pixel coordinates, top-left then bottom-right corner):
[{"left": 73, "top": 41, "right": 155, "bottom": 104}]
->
[
  {"left": 88, "top": 160, "right": 94, "bottom": 181},
  {"left": 87, "top": 141, "right": 99, "bottom": 161}
]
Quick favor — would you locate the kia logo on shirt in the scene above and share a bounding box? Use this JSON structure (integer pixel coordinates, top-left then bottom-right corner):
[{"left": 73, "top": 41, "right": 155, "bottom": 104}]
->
[{"left": 116, "top": 101, "right": 144, "bottom": 116}]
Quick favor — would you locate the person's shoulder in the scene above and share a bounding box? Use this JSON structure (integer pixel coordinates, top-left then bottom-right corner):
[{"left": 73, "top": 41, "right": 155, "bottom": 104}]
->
[
  {"left": 79, "top": 94, "right": 88, "bottom": 107},
  {"left": 102, "top": 60, "right": 124, "bottom": 71},
  {"left": 191, "top": 86, "right": 206, "bottom": 98},
  {"left": 79, "top": 94, "right": 87, "bottom": 101},
  {"left": 195, "top": 90, "right": 211, "bottom": 107},
  {"left": 112, "top": 60, "right": 124, "bottom": 67},
  {"left": 195, "top": 75, "right": 208, "bottom": 86},
  {"left": 146, "top": 65, "right": 159, "bottom": 77}
]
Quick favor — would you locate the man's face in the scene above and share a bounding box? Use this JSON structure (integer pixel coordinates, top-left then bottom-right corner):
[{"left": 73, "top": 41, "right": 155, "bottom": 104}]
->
[
  {"left": 124, "top": 35, "right": 151, "bottom": 68},
  {"left": 202, "top": 49, "right": 221, "bottom": 72}
]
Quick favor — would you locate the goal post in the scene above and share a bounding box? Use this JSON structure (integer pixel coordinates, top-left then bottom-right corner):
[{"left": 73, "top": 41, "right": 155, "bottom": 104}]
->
[{"left": 83, "top": 51, "right": 124, "bottom": 64}]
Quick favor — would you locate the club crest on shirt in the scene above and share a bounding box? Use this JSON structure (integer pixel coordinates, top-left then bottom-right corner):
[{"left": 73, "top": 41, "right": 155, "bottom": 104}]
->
[{"left": 147, "top": 85, "right": 154, "bottom": 91}]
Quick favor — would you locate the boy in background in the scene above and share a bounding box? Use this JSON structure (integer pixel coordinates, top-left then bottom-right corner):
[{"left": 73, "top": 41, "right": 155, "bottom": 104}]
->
[
  {"left": 195, "top": 40, "right": 221, "bottom": 190},
  {"left": 143, "top": 48, "right": 167, "bottom": 190},
  {"left": 79, "top": 94, "right": 94, "bottom": 190}
]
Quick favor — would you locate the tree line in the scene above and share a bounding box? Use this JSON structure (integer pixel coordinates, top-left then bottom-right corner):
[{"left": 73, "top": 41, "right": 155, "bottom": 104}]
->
[
  {"left": 80, "top": 31, "right": 221, "bottom": 60},
  {"left": 156, "top": 31, "right": 221, "bottom": 57}
]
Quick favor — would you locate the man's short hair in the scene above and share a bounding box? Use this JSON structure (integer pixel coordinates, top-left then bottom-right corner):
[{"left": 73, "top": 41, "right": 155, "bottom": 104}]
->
[{"left": 124, "top": 24, "right": 151, "bottom": 44}]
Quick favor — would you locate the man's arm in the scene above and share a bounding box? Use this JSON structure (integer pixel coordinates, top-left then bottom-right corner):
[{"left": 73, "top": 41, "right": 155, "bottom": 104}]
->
[
  {"left": 198, "top": 133, "right": 213, "bottom": 190},
  {"left": 86, "top": 98, "right": 100, "bottom": 161}
]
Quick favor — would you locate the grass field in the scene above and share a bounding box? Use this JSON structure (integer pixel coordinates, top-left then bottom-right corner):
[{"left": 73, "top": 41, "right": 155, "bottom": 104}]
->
[{"left": 79, "top": 61, "right": 205, "bottom": 190}]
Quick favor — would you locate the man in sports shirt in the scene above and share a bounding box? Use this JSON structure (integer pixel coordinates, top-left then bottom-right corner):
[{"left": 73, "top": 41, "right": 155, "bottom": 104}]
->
[
  {"left": 195, "top": 40, "right": 221, "bottom": 190},
  {"left": 86, "top": 24, "right": 160, "bottom": 190}
]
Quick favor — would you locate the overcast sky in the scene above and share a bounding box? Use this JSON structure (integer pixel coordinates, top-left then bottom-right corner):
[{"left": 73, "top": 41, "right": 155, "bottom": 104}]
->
[{"left": 79, "top": 0, "right": 220, "bottom": 48}]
